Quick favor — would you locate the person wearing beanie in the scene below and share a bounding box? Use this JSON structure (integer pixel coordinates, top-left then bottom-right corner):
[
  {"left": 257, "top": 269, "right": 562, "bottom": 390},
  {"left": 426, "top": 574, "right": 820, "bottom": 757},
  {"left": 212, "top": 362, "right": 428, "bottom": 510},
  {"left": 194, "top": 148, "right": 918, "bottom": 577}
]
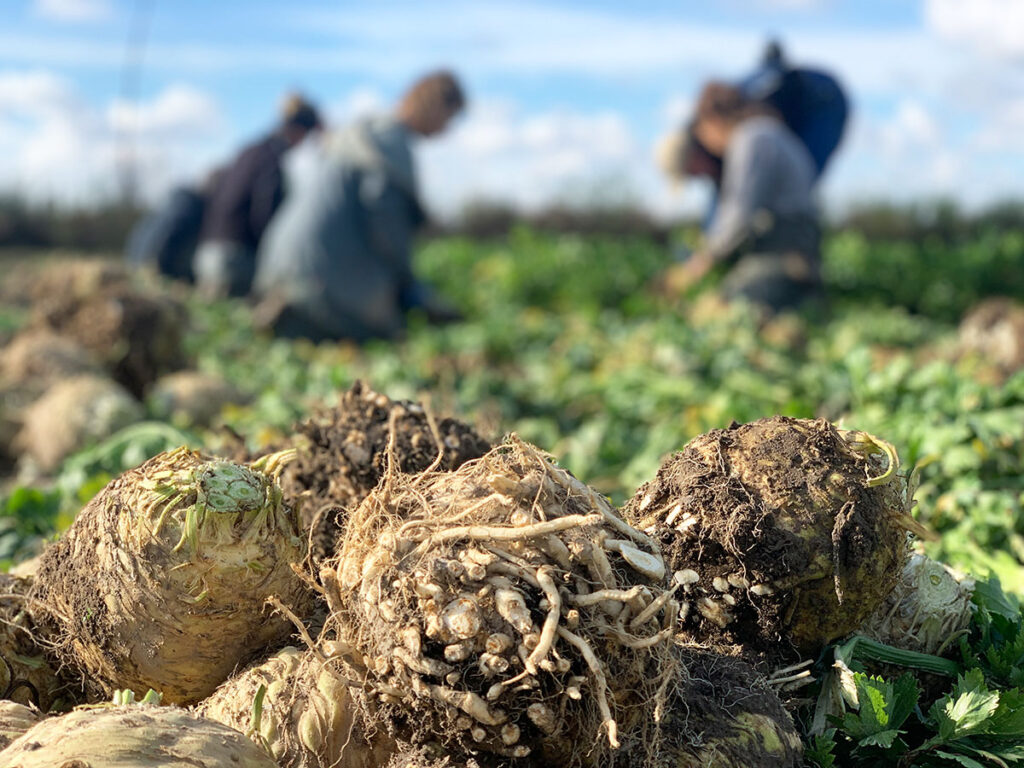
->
[{"left": 194, "top": 93, "right": 322, "bottom": 299}]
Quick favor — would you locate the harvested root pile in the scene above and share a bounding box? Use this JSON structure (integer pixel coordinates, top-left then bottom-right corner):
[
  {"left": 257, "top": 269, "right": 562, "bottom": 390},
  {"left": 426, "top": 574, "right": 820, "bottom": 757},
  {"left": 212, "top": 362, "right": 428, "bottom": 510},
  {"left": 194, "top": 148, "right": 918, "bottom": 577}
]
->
[
  {"left": 323, "top": 437, "right": 679, "bottom": 766},
  {"left": 197, "top": 645, "right": 396, "bottom": 768},
  {"left": 646, "top": 647, "right": 803, "bottom": 768},
  {"left": 28, "top": 447, "right": 310, "bottom": 705},
  {"left": 625, "top": 417, "right": 913, "bottom": 658},
  {"left": 0, "top": 704, "right": 278, "bottom": 767},
  {"left": 32, "top": 284, "right": 188, "bottom": 397},
  {"left": 16, "top": 374, "right": 144, "bottom": 472},
  {"left": 0, "top": 330, "right": 101, "bottom": 388},
  {"left": 383, "top": 745, "right": 482, "bottom": 768},
  {"left": 957, "top": 297, "right": 1024, "bottom": 379},
  {"left": 0, "top": 702, "right": 41, "bottom": 749},
  {"left": 149, "top": 371, "right": 249, "bottom": 427},
  {"left": 24, "top": 259, "right": 133, "bottom": 307},
  {"left": 278, "top": 381, "right": 490, "bottom": 562},
  {"left": 0, "top": 575, "right": 69, "bottom": 712},
  {"left": 860, "top": 553, "right": 974, "bottom": 656}
]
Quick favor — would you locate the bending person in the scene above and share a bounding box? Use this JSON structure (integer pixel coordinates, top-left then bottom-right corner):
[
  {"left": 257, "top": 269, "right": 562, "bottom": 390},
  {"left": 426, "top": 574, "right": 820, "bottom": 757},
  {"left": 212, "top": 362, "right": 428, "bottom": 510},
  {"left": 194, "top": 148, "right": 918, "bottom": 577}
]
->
[
  {"left": 662, "top": 82, "right": 823, "bottom": 313},
  {"left": 195, "top": 94, "right": 321, "bottom": 298},
  {"left": 253, "top": 71, "right": 465, "bottom": 342}
]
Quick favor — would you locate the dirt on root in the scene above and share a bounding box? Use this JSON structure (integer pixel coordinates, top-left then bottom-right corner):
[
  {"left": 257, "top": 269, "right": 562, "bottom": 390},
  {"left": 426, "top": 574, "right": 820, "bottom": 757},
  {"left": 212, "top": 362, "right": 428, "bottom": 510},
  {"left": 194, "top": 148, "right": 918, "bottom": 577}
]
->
[
  {"left": 624, "top": 416, "right": 907, "bottom": 666},
  {"left": 651, "top": 647, "right": 802, "bottom": 768},
  {"left": 31, "top": 286, "right": 188, "bottom": 398},
  {"left": 272, "top": 381, "right": 492, "bottom": 562},
  {"left": 323, "top": 437, "right": 679, "bottom": 768}
]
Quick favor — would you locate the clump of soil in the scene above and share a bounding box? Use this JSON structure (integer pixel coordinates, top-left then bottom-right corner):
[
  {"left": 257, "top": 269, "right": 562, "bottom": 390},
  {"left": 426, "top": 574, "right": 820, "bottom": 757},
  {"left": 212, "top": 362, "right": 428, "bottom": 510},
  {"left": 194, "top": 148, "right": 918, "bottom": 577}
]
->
[
  {"left": 624, "top": 417, "right": 911, "bottom": 662},
  {"left": 957, "top": 297, "right": 1024, "bottom": 379},
  {"left": 16, "top": 374, "right": 144, "bottom": 472},
  {"left": 278, "top": 381, "right": 491, "bottom": 562},
  {"left": 197, "top": 645, "right": 397, "bottom": 768},
  {"left": 29, "top": 447, "right": 310, "bottom": 705},
  {"left": 32, "top": 285, "right": 188, "bottom": 397},
  {"left": 647, "top": 647, "right": 803, "bottom": 768},
  {"left": 322, "top": 437, "right": 679, "bottom": 767}
]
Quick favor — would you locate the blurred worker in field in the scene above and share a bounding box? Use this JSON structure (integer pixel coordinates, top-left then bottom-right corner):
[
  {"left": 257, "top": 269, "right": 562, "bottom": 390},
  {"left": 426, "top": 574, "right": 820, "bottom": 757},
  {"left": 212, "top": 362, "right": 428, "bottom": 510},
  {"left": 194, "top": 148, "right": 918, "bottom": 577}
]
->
[
  {"left": 123, "top": 168, "right": 222, "bottom": 284},
  {"left": 658, "top": 80, "right": 822, "bottom": 312},
  {"left": 194, "top": 94, "right": 322, "bottom": 298},
  {"left": 253, "top": 70, "right": 465, "bottom": 342},
  {"left": 668, "top": 41, "right": 848, "bottom": 227}
]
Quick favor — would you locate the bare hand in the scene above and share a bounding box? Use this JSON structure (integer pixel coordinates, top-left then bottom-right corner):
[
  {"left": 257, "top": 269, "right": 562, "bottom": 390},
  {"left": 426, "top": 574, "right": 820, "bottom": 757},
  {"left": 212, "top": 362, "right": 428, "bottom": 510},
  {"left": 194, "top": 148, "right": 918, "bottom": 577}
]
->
[{"left": 660, "top": 252, "right": 713, "bottom": 295}]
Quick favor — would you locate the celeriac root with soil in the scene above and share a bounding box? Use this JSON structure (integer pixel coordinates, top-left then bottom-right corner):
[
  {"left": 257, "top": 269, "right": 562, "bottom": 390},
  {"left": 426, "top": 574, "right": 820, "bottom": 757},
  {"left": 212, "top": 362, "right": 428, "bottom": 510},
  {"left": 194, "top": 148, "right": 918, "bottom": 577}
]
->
[
  {"left": 0, "top": 703, "right": 279, "bottom": 767},
  {"left": 625, "top": 416, "right": 914, "bottom": 661},
  {"left": 197, "top": 645, "right": 397, "bottom": 768},
  {"left": 261, "top": 381, "right": 491, "bottom": 564},
  {"left": 0, "top": 701, "right": 41, "bottom": 749},
  {"left": 322, "top": 436, "right": 681, "bottom": 766},
  {"left": 650, "top": 646, "right": 803, "bottom": 768},
  {"left": 0, "top": 574, "right": 72, "bottom": 712},
  {"left": 27, "top": 447, "right": 311, "bottom": 705}
]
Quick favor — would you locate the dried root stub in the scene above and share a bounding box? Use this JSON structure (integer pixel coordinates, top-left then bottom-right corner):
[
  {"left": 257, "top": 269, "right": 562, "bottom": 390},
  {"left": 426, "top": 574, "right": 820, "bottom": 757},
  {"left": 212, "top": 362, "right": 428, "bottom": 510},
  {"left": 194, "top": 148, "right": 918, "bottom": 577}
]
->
[
  {"left": 197, "top": 645, "right": 397, "bottom": 768},
  {"left": 0, "top": 704, "right": 278, "bottom": 767},
  {"left": 859, "top": 553, "right": 975, "bottom": 656},
  {"left": 324, "top": 437, "right": 679, "bottom": 767},
  {"left": 646, "top": 647, "right": 803, "bottom": 768},
  {"left": 29, "top": 447, "right": 310, "bottom": 705},
  {"left": 0, "top": 574, "right": 74, "bottom": 712},
  {"left": 279, "top": 381, "right": 491, "bottom": 562},
  {"left": 625, "top": 417, "right": 912, "bottom": 658},
  {"left": 31, "top": 285, "right": 188, "bottom": 397}
]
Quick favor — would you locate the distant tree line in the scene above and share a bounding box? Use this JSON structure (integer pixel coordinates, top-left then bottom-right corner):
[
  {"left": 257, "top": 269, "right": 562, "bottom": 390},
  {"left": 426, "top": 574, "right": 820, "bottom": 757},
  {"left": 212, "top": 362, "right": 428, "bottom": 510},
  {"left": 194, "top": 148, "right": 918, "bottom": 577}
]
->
[{"left": 0, "top": 192, "right": 1020, "bottom": 253}]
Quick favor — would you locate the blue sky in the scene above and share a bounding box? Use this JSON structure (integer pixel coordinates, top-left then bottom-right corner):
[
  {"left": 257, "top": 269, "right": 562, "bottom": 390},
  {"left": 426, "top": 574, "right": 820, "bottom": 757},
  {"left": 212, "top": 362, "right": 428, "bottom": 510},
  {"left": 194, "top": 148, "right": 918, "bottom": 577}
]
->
[{"left": 1, "top": 0, "right": 1022, "bottom": 218}]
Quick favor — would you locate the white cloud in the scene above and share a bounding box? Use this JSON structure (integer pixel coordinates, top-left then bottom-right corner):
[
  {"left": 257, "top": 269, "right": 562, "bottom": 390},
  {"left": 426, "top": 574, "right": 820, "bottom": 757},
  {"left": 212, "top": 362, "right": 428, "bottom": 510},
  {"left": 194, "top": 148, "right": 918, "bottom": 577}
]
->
[
  {"left": 327, "top": 87, "right": 387, "bottom": 125},
  {"left": 973, "top": 98, "right": 1024, "bottom": 152},
  {"left": 33, "top": 0, "right": 113, "bottom": 23},
  {"left": 417, "top": 97, "right": 699, "bottom": 222},
  {"left": 107, "top": 85, "right": 223, "bottom": 140},
  {"left": 0, "top": 70, "right": 227, "bottom": 204},
  {"left": 925, "top": 0, "right": 1024, "bottom": 61}
]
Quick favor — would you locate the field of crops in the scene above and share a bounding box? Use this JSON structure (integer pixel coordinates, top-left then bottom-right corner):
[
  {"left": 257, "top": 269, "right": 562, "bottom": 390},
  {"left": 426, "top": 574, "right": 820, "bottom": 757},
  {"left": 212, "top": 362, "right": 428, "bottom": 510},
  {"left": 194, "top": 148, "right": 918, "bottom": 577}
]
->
[{"left": 1, "top": 225, "right": 1024, "bottom": 766}]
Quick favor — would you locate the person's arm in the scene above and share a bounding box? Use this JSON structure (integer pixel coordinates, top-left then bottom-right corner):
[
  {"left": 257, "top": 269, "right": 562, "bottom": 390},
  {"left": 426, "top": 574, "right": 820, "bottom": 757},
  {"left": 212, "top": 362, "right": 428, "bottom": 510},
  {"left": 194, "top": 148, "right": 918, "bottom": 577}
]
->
[
  {"left": 660, "top": 124, "right": 779, "bottom": 295},
  {"left": 249, "top": 155, "right": 284, "bottom": 244}
]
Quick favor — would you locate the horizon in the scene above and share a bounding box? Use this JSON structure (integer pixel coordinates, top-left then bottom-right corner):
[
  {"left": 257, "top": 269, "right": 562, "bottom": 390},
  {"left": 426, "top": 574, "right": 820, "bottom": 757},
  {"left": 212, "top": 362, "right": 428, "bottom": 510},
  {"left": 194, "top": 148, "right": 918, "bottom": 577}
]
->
[{"left": 1, "top": 0, "right": 1022, "bottom": 220}]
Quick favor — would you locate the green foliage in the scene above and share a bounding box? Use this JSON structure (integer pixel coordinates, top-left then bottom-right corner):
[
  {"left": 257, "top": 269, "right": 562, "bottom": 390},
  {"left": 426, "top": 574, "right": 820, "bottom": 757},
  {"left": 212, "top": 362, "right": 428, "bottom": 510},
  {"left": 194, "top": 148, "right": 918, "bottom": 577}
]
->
[
  {"left": 0, "top": 486, "right": 61, "bottom": 566},
  {"left": 817, "top": 579, "right": 1024, "bottom": 767},
  {"left": 824, "top": 229, "right": 1024, "bottom": 322}
]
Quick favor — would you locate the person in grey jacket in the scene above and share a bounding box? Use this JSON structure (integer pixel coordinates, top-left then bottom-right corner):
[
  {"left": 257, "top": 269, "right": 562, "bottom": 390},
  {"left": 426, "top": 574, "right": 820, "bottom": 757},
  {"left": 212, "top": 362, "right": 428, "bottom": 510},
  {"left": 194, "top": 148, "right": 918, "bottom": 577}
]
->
[
  {"left": 253, "top": 71, "right": 465, "bottom": 342},
  {"left": 660, "top": 82, "right": 823, "bottom": 313}
]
